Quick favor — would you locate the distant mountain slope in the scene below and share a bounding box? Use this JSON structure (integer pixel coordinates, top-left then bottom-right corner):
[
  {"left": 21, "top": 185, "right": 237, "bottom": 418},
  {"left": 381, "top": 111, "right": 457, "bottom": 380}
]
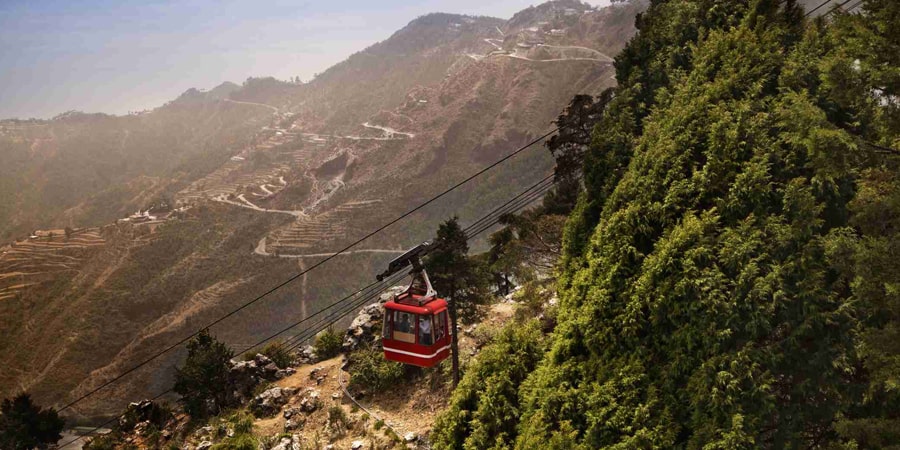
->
[{"left": 0, "top": 98, "right": 274, "bottom": 241}]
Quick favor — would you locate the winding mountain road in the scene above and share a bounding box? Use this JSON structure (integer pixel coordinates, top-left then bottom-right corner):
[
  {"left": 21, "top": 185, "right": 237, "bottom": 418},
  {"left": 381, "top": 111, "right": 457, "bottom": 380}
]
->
[
  {"left": 223, "top": 98, "right": 280, "bottom": 112},
  {"left": 212, "top": 194, "right": 306, "bottom": 218},
  {"left": 362, "top": 122, "right": 416, "bottom": 138},
  {"left": 254, "top": 236, "right": 404, "bottom": 258}
]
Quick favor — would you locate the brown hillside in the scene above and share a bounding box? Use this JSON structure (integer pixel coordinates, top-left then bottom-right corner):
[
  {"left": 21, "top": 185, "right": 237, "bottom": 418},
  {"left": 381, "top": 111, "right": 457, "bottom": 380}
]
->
[{"left": 0, "top": 0, "right": 645, "bottom": 421}]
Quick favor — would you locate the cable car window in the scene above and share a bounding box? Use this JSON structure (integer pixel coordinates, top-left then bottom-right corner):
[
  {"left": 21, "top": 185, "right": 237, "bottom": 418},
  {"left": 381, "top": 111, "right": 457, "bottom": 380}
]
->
[
  {"left": 435, "top": 311, "right": 446, "bottom": 341},
  {"left": 418, "top": 315, "right": 433, "bottom": 345},
  {"left": 392, "top": 311, "right": 416, "bottom": 343},
  {"left": 383, "top": 311, "right": 392, "bottom": 339}
]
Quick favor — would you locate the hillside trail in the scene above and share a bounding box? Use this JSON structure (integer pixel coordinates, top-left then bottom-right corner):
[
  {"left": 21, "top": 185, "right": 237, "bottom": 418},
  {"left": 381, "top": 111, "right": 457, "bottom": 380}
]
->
[
  {"left": 535, "top": 44, "right": 614, "bottom": 61},
  {"left": 253, "top": 236, "right": 403, "bottom": 259},
  {"left": 498, "top": 54, "right": 610, "bottom": 63},
  {"left": 298, "top": 259, "right": 308, "bottom": 318},
  {"left": 212, "top": 194, "right": 306, "bottom": 218},
  {"left": 484, "top": 38, "right": 504, "bottom": 50},
  {"left": 223, "top": 98, "right": 280, "bottom": 112},
  {"left": 361, "top": 122, "right": 416, "bottom": 138},
  {"left": 252, "top": 301, "right": 520, "bottom": 447},
  {"left": 299, "top": 119, "right": 414, "bottom": 142}
]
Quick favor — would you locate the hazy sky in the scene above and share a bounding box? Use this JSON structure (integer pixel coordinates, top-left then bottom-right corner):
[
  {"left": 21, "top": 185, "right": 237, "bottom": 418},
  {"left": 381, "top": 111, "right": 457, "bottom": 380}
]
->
[{"left": 0, "top": 0, "right": 611, "bottom": 120}]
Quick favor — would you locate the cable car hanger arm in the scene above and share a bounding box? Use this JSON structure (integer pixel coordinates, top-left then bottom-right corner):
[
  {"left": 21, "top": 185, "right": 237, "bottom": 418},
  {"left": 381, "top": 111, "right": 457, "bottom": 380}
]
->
[{"left": 377, "top": 241, "right": 437, "bottom": 303}]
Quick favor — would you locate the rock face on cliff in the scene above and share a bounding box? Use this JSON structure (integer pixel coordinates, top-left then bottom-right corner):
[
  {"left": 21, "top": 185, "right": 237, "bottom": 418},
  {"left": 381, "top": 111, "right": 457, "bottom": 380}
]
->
[
  {"left": 227, "top": 353, "right": 283, "bottom": 405},
  {"left": 343, "top": 286, "right": 406, "bottom": 351},
  {"left": 250, "top": 386, "right": 300, "bottom": 417}
]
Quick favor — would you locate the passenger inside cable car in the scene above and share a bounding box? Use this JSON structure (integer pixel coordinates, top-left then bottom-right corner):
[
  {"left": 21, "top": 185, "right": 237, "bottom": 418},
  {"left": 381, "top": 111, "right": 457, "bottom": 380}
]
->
[
  {"left": 419, "top": 316, "right": 432, "bottom": 345},
  {"left": 396, "top": 312, "right": 412, "bottom": 333},
  {"left": 382, "top": 307, "right": 450, "bottom": 367}
]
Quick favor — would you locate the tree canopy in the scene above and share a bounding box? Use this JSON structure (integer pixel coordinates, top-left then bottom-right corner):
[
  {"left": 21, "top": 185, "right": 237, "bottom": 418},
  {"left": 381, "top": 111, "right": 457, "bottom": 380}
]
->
[
  {"left": 173, "top": 329, "right": 235, "bottom": 418},
  {"left": 426, "top": 217, "right": 491, "bottom": 323},
  {"left": 436, "top": 0, "right": 900, "bottom": 448},
  {"left": 0, "top": 393, "right": 64, "bottom": 450}
]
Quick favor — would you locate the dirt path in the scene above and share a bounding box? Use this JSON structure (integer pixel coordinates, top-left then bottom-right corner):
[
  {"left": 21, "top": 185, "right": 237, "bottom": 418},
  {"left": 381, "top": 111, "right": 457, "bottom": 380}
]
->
[
  {"left": 223, "top": 98, "right": 279, "bottom": 112},
  {"left": 497, "top": 54, "right": 611, "bottom": 63},
  {"left": 484, "top": 38, "right": 503, "bottom": 50},
  {"left": 253, "top": 236, "right": 403, "bottom": 259},
  {"left": 298, "top": 259, "right": 308, "bottom": 318},
  {"left": 535, "top": 44, "right": 614, "bottom": 61},
  {"left": 361, "top": 122, "right": 415, "bottom": 139},
  {"left": 212, "top": 195, "right": 306, "bottom": 218}
]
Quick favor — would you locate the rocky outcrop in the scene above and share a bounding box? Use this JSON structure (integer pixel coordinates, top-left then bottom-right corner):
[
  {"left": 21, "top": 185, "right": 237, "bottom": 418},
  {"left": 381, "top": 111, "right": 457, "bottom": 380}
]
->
[
  {"left": 250, "top": 386, "right": 299, "bottom": 417},
  {"left": 271, "top": 435, "right": 303, "bottom": 450},
  {"left": 227, "top": 353, "right": 282, "bottom": 404},
  {"left": 343, "top": 286, "right": 403, "bottom": 351},
  {"left": 292, "top": 345, "right": 318, "bottom": 365},
  {"left": 283, "top": 407, "right": 307, "bottom": 431},
  {"left": 299, "top": 389, "right": 322, "bottom": 413}
]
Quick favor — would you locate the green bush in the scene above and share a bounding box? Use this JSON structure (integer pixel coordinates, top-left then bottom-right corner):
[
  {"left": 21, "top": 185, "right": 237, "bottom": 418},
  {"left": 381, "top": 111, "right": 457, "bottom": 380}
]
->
[
  {"left": 259, "top": 341, "right": 294, "bottom": 368},
  {"left": 119, "top": 401, "right": 173, "bottom": 432},
  {"left": 470, "top": 322, "right": 501, "bottom": 348},
  {"left": 326, "top": 406, "right": 350, "bottom": 436},
  {"left": 432, "top": 320, "right": 546, "bottom": 450},
  {"left": 313, "top": 327, "right": 343, "bottom": 360},
  {"left": 210, "top": 434, "right": 257, "bottom": 450},
  {"left": 347, "top": 345, "right": 405, "bottom": 392},
  {"left": 84, "top": 435, "right": 116, "bottom": 450},
  {"left": 210, "top": 411, "right": 257, "bottom": 450},
  {"left": 0, "top": 393, "right": 65, "bottom": 450}
]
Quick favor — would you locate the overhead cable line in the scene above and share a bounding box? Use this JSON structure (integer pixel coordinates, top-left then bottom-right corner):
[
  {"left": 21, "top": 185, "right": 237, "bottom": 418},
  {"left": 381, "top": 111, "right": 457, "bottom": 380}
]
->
[
  {"left": 58, "top": 172, "right": 558, "bottom": 449},
  {"left": 256, "top": 270, "right": 409, "bottom": 355},
  {"left": 844, "top": 0, "right": 865, "bottom": 12},
  {"left": 805, "top": 0, "right": 855, "bottom": 17},
  {"left": 280, "top": 175, "right": 555, "bottom": 354},
  {"left": 237, "top": 174, "right": 555, "bottom": 357},
  {"left": 57, "top": 127, "right": 558, "bottom": 413},
  {"left": 269, "top": 174, "right": 556, "bottom": 355},
  {"left": 805, "top": 0, "right": 836, "bottom": 16}
]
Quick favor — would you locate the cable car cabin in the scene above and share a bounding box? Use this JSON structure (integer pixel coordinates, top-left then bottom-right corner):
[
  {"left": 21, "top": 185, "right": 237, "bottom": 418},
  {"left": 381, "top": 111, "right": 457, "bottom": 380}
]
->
[
  {"left": 382, "top": 295, "right": 451, "bottom": 367},
  {"left": 377, "top": 241, "right": 451, "bottom": 367}
]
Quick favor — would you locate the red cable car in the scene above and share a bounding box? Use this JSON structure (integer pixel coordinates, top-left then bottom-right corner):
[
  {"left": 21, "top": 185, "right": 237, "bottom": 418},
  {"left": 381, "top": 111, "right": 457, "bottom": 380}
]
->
[{"left": 377, "top": 244, "right": 451, "bottom": 368}]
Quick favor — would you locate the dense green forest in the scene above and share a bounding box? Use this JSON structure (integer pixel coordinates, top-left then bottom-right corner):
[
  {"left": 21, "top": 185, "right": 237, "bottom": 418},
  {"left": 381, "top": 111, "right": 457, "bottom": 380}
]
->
[{"left": 436, "top": 0, "right": 900, "bottom": 448}]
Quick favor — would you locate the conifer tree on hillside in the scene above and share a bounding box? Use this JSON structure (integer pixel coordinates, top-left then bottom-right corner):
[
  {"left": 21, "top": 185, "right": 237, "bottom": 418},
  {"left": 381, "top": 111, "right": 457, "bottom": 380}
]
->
[
  {"left": 435, "top": 0, "right": 900, "bottom": 448},
  {"left": 426, "top": 217, "right": 490, "bottom": 386},
  {"left": 0, "top": 393, "right": 64, "bottom": 450},
  {"left": 513, "top": 1, "right": 900, "bottom": 448},
  {"left": 173, "top": 329, "right": 234, "bottom": 418}
]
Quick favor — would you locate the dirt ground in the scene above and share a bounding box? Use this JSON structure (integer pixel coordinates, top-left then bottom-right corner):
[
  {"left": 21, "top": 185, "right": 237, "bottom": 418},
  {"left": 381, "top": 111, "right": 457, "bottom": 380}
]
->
[{"left": 253, "top": 300, "right": 521, "bottom": 448}]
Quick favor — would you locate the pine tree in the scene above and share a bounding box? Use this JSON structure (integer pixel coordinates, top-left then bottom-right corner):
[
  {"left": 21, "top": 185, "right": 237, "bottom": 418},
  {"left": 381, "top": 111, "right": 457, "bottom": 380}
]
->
[
  {"left": 0, "top": 393, "right": 64, "bottom": 450},
  {"left": 426, "top": 217, "right": 489, "bottom": 386},
  {"left": 173, "top": 329, "right": 234, "bottom": 418},
  {"left": 515, "top": 0, "right": 897, "bottom": 447}
]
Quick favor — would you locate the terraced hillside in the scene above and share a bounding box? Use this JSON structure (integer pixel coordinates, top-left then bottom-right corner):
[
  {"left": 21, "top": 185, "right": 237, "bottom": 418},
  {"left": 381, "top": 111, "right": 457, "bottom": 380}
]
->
[
  {"left": 0, "top": 229, "right": 105, "bottom": 301},
  {"left": 0, "top": 86, "right": 279, "bottom": 241}
]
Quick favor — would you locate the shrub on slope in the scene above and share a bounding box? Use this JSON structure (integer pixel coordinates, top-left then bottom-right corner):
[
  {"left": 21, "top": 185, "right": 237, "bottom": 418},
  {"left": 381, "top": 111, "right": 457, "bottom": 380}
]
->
[
  {"left": 434, "top": 0, "right": 900, "bottom": 448},
  {"left": 515, "top": 1, "right": 900, "bottom": 448}
]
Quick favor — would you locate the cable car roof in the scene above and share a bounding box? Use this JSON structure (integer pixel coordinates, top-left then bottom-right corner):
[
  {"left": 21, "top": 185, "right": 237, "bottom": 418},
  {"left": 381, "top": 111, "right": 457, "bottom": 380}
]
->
[{"left": 385, "top": 296, "right": 448, "bottom": 314}]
